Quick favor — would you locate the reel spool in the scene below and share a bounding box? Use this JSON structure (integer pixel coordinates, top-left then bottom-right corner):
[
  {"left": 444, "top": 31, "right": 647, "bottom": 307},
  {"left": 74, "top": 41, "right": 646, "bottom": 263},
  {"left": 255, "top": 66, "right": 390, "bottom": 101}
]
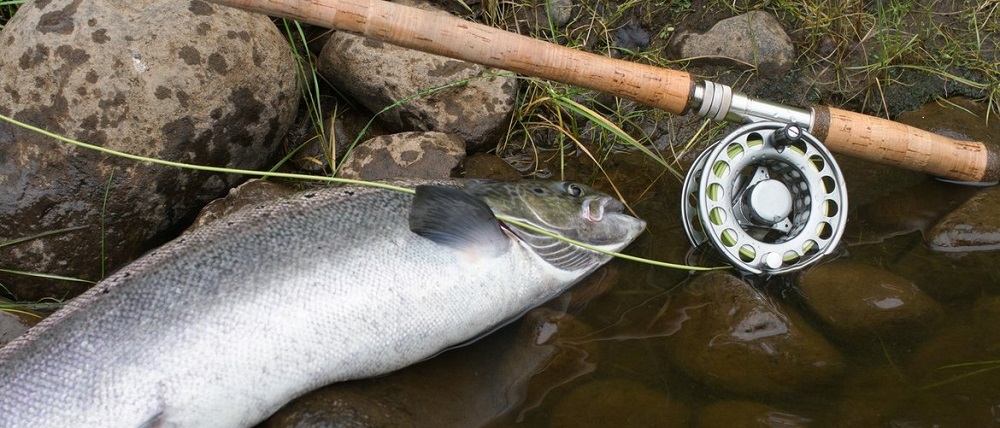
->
[{"left": 681, "top": 122, "right": 848, "bottom": 275}]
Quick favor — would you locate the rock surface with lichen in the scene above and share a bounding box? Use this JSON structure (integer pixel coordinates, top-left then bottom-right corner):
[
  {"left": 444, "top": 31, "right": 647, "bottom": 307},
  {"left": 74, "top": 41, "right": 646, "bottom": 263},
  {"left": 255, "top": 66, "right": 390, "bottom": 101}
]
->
[
  {"left": 317, "top": 6, "right": 518, "bottom": 153},
  {"left": 0, "top": 0, "right": 298, "bottom": 300}
]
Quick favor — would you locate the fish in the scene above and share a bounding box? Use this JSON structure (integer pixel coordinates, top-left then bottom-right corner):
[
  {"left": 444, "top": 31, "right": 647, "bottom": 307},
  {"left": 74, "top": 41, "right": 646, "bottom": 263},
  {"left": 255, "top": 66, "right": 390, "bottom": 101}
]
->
[{"left": 0, "top": 179, "right": 646, "bottom": 427}]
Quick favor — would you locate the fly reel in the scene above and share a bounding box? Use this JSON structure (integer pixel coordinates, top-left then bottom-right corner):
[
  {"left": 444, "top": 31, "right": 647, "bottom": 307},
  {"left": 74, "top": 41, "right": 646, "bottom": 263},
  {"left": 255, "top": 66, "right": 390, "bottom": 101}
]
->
[{"left": 681, "top": 122, "right": 848, "bottom": 275}]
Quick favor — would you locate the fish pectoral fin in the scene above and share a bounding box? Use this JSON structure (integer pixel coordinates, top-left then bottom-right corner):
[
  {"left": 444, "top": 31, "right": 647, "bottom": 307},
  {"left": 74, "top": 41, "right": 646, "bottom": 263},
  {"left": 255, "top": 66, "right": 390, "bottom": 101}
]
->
[
  {"left": 138, "top": 412, "right": 165, "bottom": 428},
  {"left": 409, "top": 185, "right": 511, "bottom": 258}
]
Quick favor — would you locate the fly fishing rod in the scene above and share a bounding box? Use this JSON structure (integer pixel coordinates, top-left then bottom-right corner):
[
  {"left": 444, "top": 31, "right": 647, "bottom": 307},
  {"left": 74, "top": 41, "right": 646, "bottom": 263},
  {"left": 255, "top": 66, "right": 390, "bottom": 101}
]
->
[{"left": 208, "top": 0, "right": 998, "bottom": 273}]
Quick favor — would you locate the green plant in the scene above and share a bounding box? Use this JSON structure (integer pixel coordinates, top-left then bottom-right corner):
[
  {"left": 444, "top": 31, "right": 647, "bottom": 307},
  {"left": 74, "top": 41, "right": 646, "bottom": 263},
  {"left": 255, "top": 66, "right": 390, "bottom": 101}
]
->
[
  {"left": 756, "top": 0, "right": 999, "bottom": 116},
  {"left": 921, "top": 360, "right": 1000, "bottom": 390},
  {"left": 0, "top": 0, "right": 22, "bottom": 30}
]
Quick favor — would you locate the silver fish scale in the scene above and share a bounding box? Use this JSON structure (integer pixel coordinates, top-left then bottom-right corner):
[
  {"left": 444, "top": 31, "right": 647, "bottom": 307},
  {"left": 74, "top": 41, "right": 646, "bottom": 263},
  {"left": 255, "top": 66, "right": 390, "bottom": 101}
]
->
[{"left": 0, "top": 179, "right": 645, "bottom": 428}]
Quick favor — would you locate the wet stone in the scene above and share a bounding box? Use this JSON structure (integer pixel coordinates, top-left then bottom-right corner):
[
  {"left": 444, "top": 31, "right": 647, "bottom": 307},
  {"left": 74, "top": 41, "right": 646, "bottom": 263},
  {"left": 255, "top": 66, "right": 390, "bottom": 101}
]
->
[
  {"left": 895, "top": 97, "right": 1000, "bottom": 251},
  {"left": 0, "top": 299, "right": 41, "bottom": 348},
  {"left": 925, "top": 185, "right": 1000, "bottom": 252},
  {"left": 549, "top": 378, "right": 690, "bottom": 428},
  {"left": 188, "top": 179, "right": 298, "bottom": 231},
  {"left": 829, "top": 366, "right": 909, "bottom": 427},
  {"left": 461, "top": 153, "right": 523, "bottom": 181},
  {"left": 896, "top": 97, "right": 1000, "bottom": 147},
  {"left": 663, "top": 272, "right": 844, "bottom": 396},
  {"left": 337, "top": 131, "right": 466, "bottom": 180},
  {"left": 261, "top": 389, "right": 415, "bottom": 428},
  {"left": 696, "top": 400, "right": 812, "bottom": 428},
  {"left": 797, "top": 260, "right": 944, "bottom": 341}
]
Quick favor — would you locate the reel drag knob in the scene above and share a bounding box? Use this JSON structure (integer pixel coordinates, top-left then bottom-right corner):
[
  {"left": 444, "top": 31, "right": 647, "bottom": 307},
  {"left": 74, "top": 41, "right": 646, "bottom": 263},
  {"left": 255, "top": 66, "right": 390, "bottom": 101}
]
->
[{"left": 681, "top": 122, "right": 848, "bottom": 275}]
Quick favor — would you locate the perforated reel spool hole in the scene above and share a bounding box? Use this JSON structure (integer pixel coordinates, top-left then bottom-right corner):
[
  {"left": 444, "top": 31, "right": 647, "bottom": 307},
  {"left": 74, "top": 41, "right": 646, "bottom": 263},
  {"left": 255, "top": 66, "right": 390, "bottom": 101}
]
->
[{"left": 680, "top": 122, "right": 848, "bottom": 274}]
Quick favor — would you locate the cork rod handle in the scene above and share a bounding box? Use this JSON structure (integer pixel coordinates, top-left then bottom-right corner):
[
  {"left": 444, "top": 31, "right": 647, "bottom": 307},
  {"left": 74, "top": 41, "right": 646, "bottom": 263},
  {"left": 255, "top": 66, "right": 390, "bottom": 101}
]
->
[{"left": 812, "top": 106, "right": 999, "bottom": 183}]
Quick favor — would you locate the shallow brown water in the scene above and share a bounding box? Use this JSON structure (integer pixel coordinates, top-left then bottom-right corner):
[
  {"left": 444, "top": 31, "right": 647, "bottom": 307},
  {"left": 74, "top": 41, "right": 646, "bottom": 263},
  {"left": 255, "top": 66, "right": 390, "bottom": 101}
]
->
[{"left": 529, "top": 155, "right": 997, "bottom": 426}]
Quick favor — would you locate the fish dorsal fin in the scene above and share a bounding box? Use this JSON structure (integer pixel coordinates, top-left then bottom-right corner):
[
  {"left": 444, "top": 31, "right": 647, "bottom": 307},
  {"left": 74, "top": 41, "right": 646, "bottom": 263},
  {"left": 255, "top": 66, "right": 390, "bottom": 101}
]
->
[{"left": 409, "top": 185, "right": 511, "bottom": 258}]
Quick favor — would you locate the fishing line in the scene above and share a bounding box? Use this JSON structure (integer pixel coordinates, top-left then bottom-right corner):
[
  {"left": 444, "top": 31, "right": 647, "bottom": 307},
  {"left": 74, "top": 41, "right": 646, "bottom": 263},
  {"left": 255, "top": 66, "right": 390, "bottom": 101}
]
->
[{"left": 0, "top": 113, "right": 718, "bottom": 271}]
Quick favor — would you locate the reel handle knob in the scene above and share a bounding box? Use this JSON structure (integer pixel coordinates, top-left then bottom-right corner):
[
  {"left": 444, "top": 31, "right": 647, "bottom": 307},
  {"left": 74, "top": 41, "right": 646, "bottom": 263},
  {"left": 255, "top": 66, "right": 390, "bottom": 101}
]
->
[{"left": 770, "top": 123, "right": 803, "bottom": 149}]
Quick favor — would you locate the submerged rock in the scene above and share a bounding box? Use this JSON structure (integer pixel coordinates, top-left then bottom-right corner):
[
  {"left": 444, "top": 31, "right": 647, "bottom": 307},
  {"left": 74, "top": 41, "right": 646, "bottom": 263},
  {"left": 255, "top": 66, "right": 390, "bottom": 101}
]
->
[
  {"left": 337, "top": 132, "right": 466, "bottom": 180},
  {"left": 696, "top": 400, "right": 812, "bottom": 428},
  {"left": 670, "top": 11, "right": 795, "bottom": 74},
  {"left": 853, "top": 178, "right": 978, "bottom": 241},
  {"left": 461, "top": 153, "right": 523, "bottom": 181},
  {"left": 318, "top": 9, "right": 518, "bottom": 152},
  {"left": 0, "top": 0, "right": 298, "bottom": 300},
  {"left": 896, "top": 97, "right": 1000, "bottom": 148},
  {"left": 549, "top": 378, "right": 690, "bottom": 428},
  {"left": 891, "top": 244, "right": 1000, "bottom": 301},
  {"left": 263, "top": 389, "right": 415, "bottom": 428},
  {"left": 830, "top": 366, "right": 909, "bottom": 427},
  {"left": 892, "top": 295, "right": 1000, "bottom": 426},
  {"left": 797, "top": 260, "right": 943, "bottom": 341},
  {"left": 663, "top": 272, "right": 844, "bottom": 396}
]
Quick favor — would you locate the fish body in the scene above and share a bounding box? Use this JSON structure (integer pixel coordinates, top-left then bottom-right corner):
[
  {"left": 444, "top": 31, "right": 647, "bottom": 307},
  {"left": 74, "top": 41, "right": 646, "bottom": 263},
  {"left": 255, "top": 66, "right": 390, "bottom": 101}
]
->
[{"left": 0, "top": 179, "right": 645, "bottom": 427}]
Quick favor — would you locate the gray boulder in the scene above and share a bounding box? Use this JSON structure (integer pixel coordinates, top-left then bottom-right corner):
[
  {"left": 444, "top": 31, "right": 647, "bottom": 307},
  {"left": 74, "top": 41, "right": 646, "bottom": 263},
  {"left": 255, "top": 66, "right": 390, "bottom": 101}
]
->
[
  {"left": 671, "top": 11, "right": 795, "bottom": 75},
  {"left": 318, "top": 17, "right": 518, "bottom": 153},
  {"left": 0, "top": 0, "right": 298, "bottom": 300}
]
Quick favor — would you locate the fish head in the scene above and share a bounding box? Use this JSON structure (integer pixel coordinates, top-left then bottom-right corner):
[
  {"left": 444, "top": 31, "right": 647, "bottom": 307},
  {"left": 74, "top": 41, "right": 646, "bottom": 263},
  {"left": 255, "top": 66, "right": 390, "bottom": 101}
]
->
[{"left": 464, "top": 180, "right": 647, "bottom": 274}]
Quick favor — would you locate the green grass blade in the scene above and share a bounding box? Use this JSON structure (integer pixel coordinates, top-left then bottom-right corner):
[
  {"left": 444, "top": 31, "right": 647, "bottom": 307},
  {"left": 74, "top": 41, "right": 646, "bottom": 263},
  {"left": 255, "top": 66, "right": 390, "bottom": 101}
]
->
[
  {"left": 0, "top": 225, "right": 89, "bottom": 249},
  {"left": 0, "top": 268, "right": 95, "bottom": 284}
]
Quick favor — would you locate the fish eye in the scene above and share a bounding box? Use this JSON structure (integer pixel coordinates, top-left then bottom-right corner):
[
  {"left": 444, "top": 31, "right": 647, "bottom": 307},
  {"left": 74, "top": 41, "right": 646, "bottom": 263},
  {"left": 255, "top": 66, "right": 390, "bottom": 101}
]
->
[{"left": 565, "top": 183, "right": 583, "bottom": 197}]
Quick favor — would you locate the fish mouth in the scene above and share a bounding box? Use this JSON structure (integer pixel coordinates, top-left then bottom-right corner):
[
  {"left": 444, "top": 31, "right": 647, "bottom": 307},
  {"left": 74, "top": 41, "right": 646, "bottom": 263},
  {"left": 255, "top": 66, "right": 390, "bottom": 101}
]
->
[{"left": 583, "top": 196, "right": 625, "bottom": 223}]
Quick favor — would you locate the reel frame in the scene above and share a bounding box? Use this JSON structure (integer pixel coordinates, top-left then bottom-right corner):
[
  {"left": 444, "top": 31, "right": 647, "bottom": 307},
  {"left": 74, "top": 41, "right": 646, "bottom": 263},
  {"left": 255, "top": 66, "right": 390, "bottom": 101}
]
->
[{"left": 682, "top": 122, "right": 848, "bottom": 275}]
